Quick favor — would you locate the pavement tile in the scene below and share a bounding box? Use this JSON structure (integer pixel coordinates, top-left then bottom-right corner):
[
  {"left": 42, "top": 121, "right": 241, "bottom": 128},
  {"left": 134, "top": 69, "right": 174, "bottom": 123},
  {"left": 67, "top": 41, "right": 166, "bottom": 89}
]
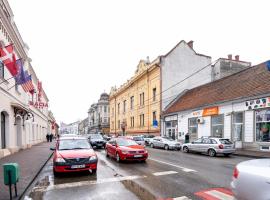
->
[{"left": 0, "top": 142, "right": 54, "bottom": 200}]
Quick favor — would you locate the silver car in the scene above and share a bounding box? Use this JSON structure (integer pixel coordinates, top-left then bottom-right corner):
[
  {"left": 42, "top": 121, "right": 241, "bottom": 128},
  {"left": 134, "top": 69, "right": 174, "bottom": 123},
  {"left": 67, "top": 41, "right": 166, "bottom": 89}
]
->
[
  {"left": 132, "top": 135, "right": 145, "bottom": 146},
  {"left": 182, "top": 137, "right": 235, "bottom": 157},
  {"left": 231, "top": 159, "right": 270, "bottom": 200},
  {"left": 150, "top": 136, "right": 181, "bottom": 150}
]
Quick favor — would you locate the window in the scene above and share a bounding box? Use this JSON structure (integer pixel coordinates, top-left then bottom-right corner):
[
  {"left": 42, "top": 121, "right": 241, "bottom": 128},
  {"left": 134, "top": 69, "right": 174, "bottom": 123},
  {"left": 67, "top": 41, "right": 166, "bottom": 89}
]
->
[
  {"left": 153, "top": 88, "right": 156, "bottom": 101},
  {"left": 256, "top": 109, "right": 270, "bottom": 142},
  {"left": 232, "top": 112, "right": 244, "bottom": 141},
  {"left": 130, "top": 116, "right": 134, "bottom": 128},
  {"left": 188, "top": 117, "right": 198, "bottom": 137},
  {"left": 118, "top": 120, "right": 120, "bottom": 129},
  {"left": 140, "top": 114, "right": 144, "bottom": 127},
  {"left": 153, "top": 111, "right": 157, "bottom": 121},
  {"left": 0, "top": 61, "right": 4, "bottom": 79},
  {"left": 123, "top": 100, "right": 126, "bottom": 113},
  {"left": 140, "top": 93, "right": 144, "bottom": 106},
  {"left": 117, "top": 103, "right": 120, "bottom": 115},
  {"left": 104, "top": 106, "right": 107, "bottom": 113},
  {"left": 130, "top": 96, "right": 134, "bottom": 110},
  {"left": 211, "top": 114, "right": 224, "bottom": 138}
]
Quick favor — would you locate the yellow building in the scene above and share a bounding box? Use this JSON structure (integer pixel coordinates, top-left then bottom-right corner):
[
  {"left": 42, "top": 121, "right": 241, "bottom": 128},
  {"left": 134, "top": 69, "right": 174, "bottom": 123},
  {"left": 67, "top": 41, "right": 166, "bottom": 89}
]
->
[{"left": 109, "top": 58, "right": 160, "bottom": 135}]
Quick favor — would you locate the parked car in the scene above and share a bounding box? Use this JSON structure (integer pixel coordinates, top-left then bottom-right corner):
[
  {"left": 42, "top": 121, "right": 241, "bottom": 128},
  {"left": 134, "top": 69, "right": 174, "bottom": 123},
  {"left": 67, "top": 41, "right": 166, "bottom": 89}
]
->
[
  {"left": 143, "top": 134, "right": 156, "bottom": 146},
  {"left": 105, "top": 137, "right": 148, "bottom": 162},
  {"left": 50, "top": 136, "right": 98, "bottom": 175},
  {"left": 231, "top": 159, "right": 270, "bottom": 200},
  {"left": 88, "top": 134, "right": 106, "bottom": 148},
  {"left": 182, "top": 137, "right": 235, "bottom": 157},
  {"left": 132, "top": 135, "right": 145, "bottom": 146},
  {"left": 60, "top": 134, "right": 79, "bottom": 138},
  {"left": 150, "top": 136, "right": 181, "bottom": 150}
]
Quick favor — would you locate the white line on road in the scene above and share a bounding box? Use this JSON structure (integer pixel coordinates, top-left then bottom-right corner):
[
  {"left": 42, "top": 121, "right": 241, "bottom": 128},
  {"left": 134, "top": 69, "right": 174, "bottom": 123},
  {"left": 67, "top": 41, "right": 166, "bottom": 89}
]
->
[
  {"left": 205, "top": 190, "right": 234, "bottom": 200},
  {"left": 173, "top": 196, "right": 192, "bottom": 200},
  {"left": 153, "top": 171, "right": 178, "bottom": 176},
  {"left": 148, "top": 158, "right": 197, "bottom": 173}
]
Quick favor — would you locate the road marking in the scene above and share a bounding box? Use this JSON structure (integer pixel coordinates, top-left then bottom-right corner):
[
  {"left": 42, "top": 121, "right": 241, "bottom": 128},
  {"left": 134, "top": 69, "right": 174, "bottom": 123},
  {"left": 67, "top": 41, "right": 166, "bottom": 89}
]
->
[
  {"left": 45, "top": 175, "right": 147, "bottom": 191},
  {"left": 204, "top": 190, "right": 234, "bottom": 200},
  {"left": 157, "top": 196, "right": 192, "bottom": 200},
  {"left": 148, "top": 158, "right": 197, "bottom": 173},
  {"left": 195, "top": 188, "right": 234, "bottom": 200},
  {"left": 153, "top": 171, "right": 178, "bottom": 176}
]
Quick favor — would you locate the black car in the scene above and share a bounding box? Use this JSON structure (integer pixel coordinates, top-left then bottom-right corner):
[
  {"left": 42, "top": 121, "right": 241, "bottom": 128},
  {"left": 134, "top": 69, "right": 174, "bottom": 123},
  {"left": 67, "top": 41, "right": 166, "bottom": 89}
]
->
[{"left": 88, "top": 134, "right": 106, "bottom": 149}]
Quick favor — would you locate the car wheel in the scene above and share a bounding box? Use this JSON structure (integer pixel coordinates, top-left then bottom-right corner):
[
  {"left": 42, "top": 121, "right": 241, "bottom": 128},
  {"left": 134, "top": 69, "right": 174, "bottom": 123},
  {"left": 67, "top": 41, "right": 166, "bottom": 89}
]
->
[
  {"left": 164, "top": 144, "right": 169, "bottom": 150},
  {"left": 53, "top": 169, "right": 59, "bottom": 177},
  {"left": 91, "top": 169, "right": 97, "bottom": 174},
  {"left": 208, "top": 149, "right": 216, "bottom": 157},
  {"left": 116, "top": 153, "right": 121, "bottom": 162},
  {"left": 150, "top": 143, "right": 154, "bottom": 148},
  {"left": 183, "top": 146, "right": 189, "bottom": 153},
  {"left": 224, "top": 153, "right": 231, "bottom": 157}
]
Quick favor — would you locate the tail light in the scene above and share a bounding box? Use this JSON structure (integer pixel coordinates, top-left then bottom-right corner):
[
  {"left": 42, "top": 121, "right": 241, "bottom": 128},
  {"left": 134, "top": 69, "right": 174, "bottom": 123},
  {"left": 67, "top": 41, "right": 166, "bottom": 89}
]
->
[
  {"left": 218, "top": 144, "right": 224, "bottom": 149},
  {"left": 233, "top": 167, "right": 239, "bottom": 179}
]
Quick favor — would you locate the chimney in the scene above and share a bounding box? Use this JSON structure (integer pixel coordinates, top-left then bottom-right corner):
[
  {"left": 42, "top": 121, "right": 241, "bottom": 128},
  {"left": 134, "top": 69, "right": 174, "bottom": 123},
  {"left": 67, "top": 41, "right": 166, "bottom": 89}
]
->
[
  {"left": 187, "top": 40, "right": 194, "bottom": 49},
  {"left": 228, "top": 54, "right": 232, "bottom": 60},
  {"left": 235, "top": 55, "right": 239, "bottom": 61}
]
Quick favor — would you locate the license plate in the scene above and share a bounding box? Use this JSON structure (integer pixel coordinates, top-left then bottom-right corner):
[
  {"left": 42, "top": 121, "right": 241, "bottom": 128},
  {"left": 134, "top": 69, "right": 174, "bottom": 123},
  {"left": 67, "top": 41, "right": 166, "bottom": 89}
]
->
[
  {"left": 134, "top": 155, "right": 143, "bottom": 158},
  {"left": 71, "top": 164, "right": 85, "bottom": 169}
]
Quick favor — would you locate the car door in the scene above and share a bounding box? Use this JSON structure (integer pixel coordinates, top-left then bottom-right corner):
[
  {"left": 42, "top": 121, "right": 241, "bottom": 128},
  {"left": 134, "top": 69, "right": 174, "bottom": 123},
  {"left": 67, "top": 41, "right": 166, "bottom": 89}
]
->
[
  {"left": 152, "top": 138, "right": 159, "bottom": 147},
  {"left": 107, "top": 139, "right": 115, "bottom": 156},
  {"left": 201, "top": 138, "right": 211, "bottom": 153},
  {"left": 189, "top": 138, "right": 203, "bottom": 152}
]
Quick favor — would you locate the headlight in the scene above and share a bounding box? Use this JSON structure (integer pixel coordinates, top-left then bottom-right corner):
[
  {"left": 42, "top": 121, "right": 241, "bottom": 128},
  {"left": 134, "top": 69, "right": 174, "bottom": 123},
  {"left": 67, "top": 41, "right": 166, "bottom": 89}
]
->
[
  {"left": 89, "top": 156, "right": 97, "bottom": 161},
  {"left": 121, "top": 150, "right": 128, "bottom": 154},
  {"left": 144, "top": 150, "right": 148, "bottom": 154},
  {"left": 55, "top": 157, "right": 65, "bottom": 163}
]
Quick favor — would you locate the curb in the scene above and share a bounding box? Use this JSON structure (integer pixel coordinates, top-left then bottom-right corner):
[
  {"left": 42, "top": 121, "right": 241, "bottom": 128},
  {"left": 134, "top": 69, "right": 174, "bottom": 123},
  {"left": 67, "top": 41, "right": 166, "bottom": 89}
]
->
[
  {"left": 18, "top": 152, "right": 53, "bottom": 200},
  {"left": 233, "top": 153, "right": 270, "bottom": 159}
]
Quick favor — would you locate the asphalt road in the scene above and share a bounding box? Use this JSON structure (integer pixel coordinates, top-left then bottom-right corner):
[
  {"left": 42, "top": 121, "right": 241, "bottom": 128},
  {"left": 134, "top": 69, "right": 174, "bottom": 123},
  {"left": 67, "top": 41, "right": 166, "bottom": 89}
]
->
[{"left": 25, "top": 147, "right": 252, "bottom": 200}]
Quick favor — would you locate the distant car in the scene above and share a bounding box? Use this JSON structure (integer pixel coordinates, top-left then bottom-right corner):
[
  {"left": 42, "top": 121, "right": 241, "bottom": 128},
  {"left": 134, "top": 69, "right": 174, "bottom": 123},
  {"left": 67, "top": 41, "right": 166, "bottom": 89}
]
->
[
  {"left": 231, "top": 159, "right": 270, "bottom": 200},
  {"left": 105, "top": 137, "right": 148, "bottom": 162},
  {"left": 182, "top": 137, "right": 235, "bottom": 157},
  {"left": 51, "top": 136, "right": 98, "bottom": 175},
  {"left": 132, "top": 135, "right": 145, "bottom": 146},
  {"left": 143, "top": 134, "right": 156, "bottom": 146},
  {"left": 150, "top": 136, "right": 181, "bottom": 150},
  {"left": 88, "top": 134, "right": 106, "bottom": 149}
]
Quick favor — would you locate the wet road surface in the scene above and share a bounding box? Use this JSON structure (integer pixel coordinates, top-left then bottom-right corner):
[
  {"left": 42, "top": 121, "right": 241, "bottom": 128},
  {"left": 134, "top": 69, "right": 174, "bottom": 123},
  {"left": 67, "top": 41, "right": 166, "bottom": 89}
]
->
[{"left": 25, "top": 147, "right": 252, "bottom": 200}]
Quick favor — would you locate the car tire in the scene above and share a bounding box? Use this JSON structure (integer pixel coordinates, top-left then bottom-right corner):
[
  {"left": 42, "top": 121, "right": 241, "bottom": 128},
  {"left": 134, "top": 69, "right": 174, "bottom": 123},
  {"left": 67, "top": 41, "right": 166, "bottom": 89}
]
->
[
  {"left": 224, "top": 153, "right": 231, "bottom": 157},
  {"left": 164, "top": 144, "right": 169, "bottom": 150},
  {"left": 116, "top": 153, "right": 121, "bottom": 162},
  {"left": 53, "top": 169, "right": 59, "bottom": 177},
  {"left": 150, "top": 143, "right": 154, "bottom": 148},
  {"left": 208, "top": 149, "right": 216, "bottom": 157},
  {"left": 91, "top": 169, "right": 97, "bottom": 174},
  {"left": 183, "top": 146, "right": 189, "bottom": 153}
]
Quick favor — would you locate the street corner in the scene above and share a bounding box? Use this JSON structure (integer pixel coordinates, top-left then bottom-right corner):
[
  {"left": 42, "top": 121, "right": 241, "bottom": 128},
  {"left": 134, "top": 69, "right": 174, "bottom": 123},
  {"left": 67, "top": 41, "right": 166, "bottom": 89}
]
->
[{"left": 195, "top": 187, "right": 234, "bottom": 200}]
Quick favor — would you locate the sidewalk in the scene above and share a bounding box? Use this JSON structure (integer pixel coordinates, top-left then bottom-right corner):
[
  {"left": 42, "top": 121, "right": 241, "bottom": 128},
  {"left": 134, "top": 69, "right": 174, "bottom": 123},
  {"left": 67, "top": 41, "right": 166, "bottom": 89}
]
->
[
  {"left": 233, "top": 149, "right": 270, "bottom": 158},
  {"left": 0, "top": 142, "right": 54, "bottom": 200}
]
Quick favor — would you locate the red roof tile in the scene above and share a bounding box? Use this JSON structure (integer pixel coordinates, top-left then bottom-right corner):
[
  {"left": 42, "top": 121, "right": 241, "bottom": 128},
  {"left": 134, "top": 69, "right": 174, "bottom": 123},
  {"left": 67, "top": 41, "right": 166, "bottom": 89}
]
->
[{"left": 164, "top": 61, "right": 270, "bottom": 114}]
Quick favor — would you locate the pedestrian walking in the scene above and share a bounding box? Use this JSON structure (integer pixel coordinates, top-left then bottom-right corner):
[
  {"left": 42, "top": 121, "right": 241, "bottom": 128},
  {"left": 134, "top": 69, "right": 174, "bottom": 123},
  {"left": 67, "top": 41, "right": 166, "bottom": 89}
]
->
[
  {"left": 49, "top": 133, "right": 53, "bottom": 142},
  {"left": 46, "top": 133, "right": 50, "bottom": 142}
]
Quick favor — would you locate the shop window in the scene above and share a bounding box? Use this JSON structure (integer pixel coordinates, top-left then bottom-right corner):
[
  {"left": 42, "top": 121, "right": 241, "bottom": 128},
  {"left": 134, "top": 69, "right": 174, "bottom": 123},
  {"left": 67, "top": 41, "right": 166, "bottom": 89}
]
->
[
  {"left": 256, "top": 109, "right": 270, "bottom": 142},
  {"left": 232, "top": 112, "right": 244, "bottom": 141},
  {"left": 188, "top": 118, "right": 198, "bottom": 139},
  {"left": 211, "top": 114, "right": 224, "bottom": 138}
]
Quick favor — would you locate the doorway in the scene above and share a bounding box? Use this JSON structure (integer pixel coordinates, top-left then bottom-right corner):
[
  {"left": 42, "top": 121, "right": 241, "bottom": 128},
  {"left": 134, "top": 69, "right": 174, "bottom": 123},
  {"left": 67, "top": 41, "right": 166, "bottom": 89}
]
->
[
  {"left": 1, "top": 112, "right": 6, "bottom": 149},
  {"left": 165, "top": 121, "right": 177, "bottom": 140},
  {"left": 16, "top": 117, "right": 22, "bottom": 147}
]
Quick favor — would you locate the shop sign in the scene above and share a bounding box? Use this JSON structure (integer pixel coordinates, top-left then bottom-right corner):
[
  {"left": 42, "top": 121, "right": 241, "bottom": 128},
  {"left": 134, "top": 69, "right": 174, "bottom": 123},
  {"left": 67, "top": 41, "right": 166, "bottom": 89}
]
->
[
  {"left": 246, "top": 97, "right": 270, "bottom": 110},
  {"left": 202, "top": 107, "right": 219, "bottom": 117},
  {"left": 29, "top": 101, "right": 48, "bottom": 109},
  {"left": 165, "top": 115, "right": 177, "bottom": 122},
  {"left": 192, "top": 110, "right": 202, "bottom": 117}
]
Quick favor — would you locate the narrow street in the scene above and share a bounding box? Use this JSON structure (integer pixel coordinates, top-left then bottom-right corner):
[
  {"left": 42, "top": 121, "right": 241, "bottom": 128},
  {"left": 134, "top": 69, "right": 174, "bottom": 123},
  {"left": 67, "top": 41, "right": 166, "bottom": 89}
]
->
[{"left": 26, "top": 148, "right": 252, "bottom": 200}]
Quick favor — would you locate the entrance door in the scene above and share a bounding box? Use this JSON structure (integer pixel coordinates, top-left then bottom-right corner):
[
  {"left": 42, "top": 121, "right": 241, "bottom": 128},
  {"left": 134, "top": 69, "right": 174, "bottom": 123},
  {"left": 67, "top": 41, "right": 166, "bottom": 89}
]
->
[
  {"left": 1, "top": 112, "right": 6, "bottom": 149},
  {"left": 232, "top": 112, "right": 244, "bottom": 149},
  {"left": 16, "top": 117, "right": 22, "bottom": 147}
]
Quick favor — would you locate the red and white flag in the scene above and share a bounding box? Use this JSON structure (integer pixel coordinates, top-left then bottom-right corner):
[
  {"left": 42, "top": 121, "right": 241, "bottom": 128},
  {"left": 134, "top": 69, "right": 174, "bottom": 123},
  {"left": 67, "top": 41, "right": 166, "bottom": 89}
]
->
[{"left": 0, "top": 44, "right": 18, "bottom": 76}]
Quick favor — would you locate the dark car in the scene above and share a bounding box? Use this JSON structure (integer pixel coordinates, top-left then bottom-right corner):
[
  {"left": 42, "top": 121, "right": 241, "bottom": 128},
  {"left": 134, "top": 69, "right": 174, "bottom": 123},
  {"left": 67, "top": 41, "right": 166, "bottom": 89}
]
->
[{"left": 88, "top": 134, "right": 106, "bottom": 149}]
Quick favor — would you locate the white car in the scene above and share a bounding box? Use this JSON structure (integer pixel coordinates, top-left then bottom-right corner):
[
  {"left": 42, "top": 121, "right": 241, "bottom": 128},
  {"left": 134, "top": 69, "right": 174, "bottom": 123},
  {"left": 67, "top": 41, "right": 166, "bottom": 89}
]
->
[
  {"left": 231, "top": 159, "right": 270, "bottom": 200},
  {"left": 132, "top": 135, "right": 145, "bottom": 146},
  {"left": 150, "top": 136, "right": 181, "bottom": 150}
]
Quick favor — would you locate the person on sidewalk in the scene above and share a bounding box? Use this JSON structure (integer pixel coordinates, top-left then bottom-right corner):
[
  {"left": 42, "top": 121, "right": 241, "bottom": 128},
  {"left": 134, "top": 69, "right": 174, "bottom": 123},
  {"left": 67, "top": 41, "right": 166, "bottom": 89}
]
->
[
  {"left": 46, "top": 133, "right": 50, "bottom": 142},
  {"left": 49, "top": 133, "right": 53, "bottom": 142}
]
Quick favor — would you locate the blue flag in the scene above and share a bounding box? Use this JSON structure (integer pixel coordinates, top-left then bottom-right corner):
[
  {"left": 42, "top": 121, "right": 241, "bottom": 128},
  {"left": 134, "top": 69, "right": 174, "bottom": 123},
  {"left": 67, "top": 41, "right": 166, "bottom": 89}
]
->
[{"left": 15, "top": 59, "right": 27, "bottom": 85}]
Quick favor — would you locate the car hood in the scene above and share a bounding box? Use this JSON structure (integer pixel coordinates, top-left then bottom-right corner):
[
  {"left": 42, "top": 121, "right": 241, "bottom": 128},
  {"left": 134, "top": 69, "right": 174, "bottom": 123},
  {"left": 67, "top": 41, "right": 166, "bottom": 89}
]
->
[
  {"left": 119, "top": 145, "right": 145, "bottom": 151},
  {"left": 238, "top": 159, "right": 270, "bottom": 178},
  {"left": 58, "top": 149, "right": 96, "bottom": 158},
  {"left": 90, "top": 139, "right": 105, "bottom": 142}
]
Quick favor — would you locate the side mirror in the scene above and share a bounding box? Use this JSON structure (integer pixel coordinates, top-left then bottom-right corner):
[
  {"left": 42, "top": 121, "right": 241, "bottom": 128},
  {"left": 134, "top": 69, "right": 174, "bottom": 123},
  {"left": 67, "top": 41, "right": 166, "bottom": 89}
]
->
[{"left": 50, "top": 147, "right": 55, "bottom": 151}]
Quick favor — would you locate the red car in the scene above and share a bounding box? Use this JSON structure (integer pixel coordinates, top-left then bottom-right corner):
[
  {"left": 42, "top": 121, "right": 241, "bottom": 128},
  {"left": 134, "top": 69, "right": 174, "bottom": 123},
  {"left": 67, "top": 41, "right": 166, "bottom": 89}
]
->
[
  {"left": 105, "top": 137, "right": 148, "bottom": 162},
  {"left": 50, "top": 136, "right": 98, "bottom": 175}
]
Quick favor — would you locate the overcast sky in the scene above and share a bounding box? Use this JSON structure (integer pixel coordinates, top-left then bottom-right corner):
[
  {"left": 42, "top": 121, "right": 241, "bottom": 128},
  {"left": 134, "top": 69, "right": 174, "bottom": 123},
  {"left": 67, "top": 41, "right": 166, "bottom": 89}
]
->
[{"left": 8, "top": 0, "right": 270, "bottom": 124}]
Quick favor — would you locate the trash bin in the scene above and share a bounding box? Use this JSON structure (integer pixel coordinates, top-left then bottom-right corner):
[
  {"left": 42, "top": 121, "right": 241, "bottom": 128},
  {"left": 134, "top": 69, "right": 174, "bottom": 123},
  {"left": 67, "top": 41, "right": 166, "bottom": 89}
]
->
[{"left": 3, "top": 163, "right": 19, "bottom": 185}]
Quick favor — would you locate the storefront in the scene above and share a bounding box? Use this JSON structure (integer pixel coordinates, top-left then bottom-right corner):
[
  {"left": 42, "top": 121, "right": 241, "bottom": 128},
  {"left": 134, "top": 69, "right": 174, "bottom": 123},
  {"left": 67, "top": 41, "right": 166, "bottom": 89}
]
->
[{"left": 164, "top": 115, "right": 178, "bottom": 140}]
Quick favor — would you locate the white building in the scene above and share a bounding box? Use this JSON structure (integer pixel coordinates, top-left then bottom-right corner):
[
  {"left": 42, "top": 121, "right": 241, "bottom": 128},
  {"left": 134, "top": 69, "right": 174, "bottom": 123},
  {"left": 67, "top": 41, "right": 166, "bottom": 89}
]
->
[
  {"left": 60, "top": 121, "right": 79, "bottom": 135},
  {"left": 0, "top": 0, "right": 54, "bottom": 158},
  {"left": 162, "top": 61, "right": 270, "bottom": 151}
]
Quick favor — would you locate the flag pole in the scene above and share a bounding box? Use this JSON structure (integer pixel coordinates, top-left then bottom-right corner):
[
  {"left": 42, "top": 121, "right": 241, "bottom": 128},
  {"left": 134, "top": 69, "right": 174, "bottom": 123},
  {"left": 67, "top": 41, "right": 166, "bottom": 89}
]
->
[{"left": 0, "top": 76, "right": 14, "bottom": 85}]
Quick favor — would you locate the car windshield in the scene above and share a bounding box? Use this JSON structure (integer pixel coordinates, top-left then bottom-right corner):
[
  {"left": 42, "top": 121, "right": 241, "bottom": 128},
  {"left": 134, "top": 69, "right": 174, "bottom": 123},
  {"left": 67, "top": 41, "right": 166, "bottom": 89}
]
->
[
  {"left": 162, "top": 137, "right": 174, "bottom": 141},
  {"left": 133, "top": 136, "right": 144, "bottom": 141},
  {"left": 116, "top": 139, "right": 138, "bottom": 146},
  {"left": 90, "top": 134, "right": 103, "bottom": 139},
  {"left": 58, "top": 139, "right": 91, "bottom": 150},
  {"left": 219, "top": 139, "right": 233, "bottom": 144}
]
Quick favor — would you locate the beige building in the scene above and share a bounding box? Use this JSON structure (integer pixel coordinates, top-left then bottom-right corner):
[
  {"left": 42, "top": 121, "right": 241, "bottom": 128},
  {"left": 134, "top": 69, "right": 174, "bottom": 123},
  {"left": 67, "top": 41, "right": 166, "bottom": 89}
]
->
[{"left": 110, "top": 58, "right": 160, "bottom": 135}]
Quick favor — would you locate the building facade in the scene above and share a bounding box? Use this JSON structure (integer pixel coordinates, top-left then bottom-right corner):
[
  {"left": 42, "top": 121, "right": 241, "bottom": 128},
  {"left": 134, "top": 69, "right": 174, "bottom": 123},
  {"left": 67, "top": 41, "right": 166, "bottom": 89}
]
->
[
  {"left": 60, "top": 121, "right": 79, "bottom": 135},
  {"left": 79, "top": 117, "right": 88, "bottom": 135},
  {"left": 0, "top": 0, "right": 54, "bottom": 158},
  {"left": 109, "top": 59, "right": 160, "bottom": 135},
  {"left": 88, "top": 93, "right": 110, "bottom": 134},
  {"left": 163, "top": 61, "right": 270, "bottom": 151}
]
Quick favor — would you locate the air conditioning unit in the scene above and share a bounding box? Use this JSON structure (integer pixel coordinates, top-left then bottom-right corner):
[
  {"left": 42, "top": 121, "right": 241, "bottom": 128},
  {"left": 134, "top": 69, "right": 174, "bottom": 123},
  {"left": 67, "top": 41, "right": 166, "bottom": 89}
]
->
[{"left": 196, "top": 117, "right": 205, "bottom": 124}]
